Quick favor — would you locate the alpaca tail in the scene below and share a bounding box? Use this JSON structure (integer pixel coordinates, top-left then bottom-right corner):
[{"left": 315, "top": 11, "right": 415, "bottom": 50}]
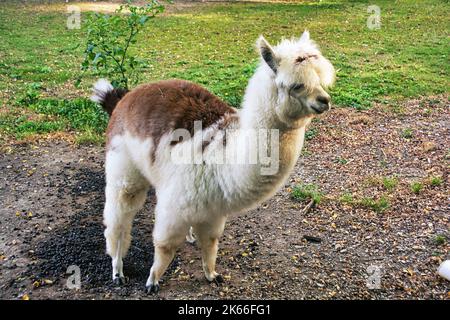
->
[{"left": 90, "top": 79, "right": 128, "bottom": 116}]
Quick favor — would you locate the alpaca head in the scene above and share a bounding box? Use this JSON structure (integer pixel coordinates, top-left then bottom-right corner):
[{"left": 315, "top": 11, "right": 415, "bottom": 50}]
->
[{"left": 258, "top": 31, "right": 336, "bottom": 125}]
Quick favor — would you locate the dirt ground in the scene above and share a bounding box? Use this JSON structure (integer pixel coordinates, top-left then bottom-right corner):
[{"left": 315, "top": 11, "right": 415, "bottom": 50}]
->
[{"left": 0, "top": 97, "right": 449, "bottom": 300}]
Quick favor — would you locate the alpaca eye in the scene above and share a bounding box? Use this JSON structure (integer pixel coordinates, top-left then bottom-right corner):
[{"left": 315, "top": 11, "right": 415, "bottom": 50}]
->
[{"left": 291, "top": 83, "right": 305, "bottom": 91}]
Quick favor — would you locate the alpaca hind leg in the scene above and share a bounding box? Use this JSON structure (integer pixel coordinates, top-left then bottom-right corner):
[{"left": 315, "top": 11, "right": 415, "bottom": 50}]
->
[
  {"left": 103, "top": 148, "right": 149, "bottom": 285},
  {"left": 195, "top": 216, "right": 227, "bottom": 283},
  {"left": 105, "top": 185, "right": 148, "bottom": 285}
]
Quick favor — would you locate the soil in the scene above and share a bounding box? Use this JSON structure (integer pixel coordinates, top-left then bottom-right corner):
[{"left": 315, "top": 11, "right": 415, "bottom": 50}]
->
[{"left": 0, "top": 96, "right": 449, "bottom": 300}]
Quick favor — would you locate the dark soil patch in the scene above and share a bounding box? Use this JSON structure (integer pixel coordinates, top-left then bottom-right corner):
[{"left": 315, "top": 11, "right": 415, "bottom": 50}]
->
[
  {"left": 30, "top": 166, "right": 179, "bottom": 296},
  {"left": 33, "top": 214, "right": 158, "bottom": 290}
]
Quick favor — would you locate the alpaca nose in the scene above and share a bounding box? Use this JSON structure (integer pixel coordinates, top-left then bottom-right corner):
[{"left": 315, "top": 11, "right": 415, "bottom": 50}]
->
[
  {"left": 317, "top": 95, "right": 330, "bottom": 106},
  {"left": 312, "top": 95, "right": 331, "bottom": 114}
]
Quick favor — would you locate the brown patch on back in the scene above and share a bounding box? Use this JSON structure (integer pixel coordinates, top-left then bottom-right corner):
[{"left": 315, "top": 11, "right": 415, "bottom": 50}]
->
[
  {"left": 107, "top": 80, "right": 237, "bottom": 161},
  {"left": 201, "top": 113, "right": 239, "bottom": 152}
]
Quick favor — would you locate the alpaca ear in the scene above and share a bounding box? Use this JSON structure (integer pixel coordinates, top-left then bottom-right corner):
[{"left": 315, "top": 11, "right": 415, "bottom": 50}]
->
[
  {"left": 258, "top": 36, "right": 279, "bottom": 74},
  {"left": 299, "top": 30, "right": 310, "bottom": 42}
]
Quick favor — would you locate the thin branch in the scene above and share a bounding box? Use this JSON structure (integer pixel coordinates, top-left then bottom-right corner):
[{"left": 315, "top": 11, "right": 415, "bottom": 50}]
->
[
  {"left": 118, "top": 24, "right": 138, "bottom": 88},
  {"left": 300, "top": 199, "right": 315, "bottom": 214},
  {"left": 98, "top": 41, "right": 127, "bottom": 88}
]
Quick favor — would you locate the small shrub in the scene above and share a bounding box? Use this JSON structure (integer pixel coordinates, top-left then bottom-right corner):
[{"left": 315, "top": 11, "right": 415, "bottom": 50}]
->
[
  {"left": 430, "top": 176, "right": 443, "bottom": 186},
  {"left": 382, "top": 176, "right": 398, "bottom": 191},
  {"left": 336, "top": 157, "right": 348, "bottom": 165},
  {"left": 291, "top": 183, "right": 323, "bottom": 204},
  {"left": 82, "top": 0, "right": 165, "bottom": 88},
  {"left": 360, "top": 196, "right": 390, "bottom": 213},
  {"left": 434, "top": 235, "right": 446, "bottom": 246},
  {"left": 339, "top": 192, "right": 354, "bottom": 204},
  {"left": 400, "top": 128, "right": 414, "bottom": 139},
  {"left": 410, "top": 181, "right": 423, "bottom": 194}
]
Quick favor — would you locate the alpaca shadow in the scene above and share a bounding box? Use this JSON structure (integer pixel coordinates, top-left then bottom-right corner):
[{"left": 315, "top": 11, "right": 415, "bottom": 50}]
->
[{"left": 32, "top": 165, "right": 178, "bottom": 292}]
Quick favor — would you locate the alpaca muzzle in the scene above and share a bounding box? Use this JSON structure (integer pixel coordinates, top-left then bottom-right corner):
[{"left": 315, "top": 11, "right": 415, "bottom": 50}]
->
[{"left": 311, "top": 95, "right": 331, "bottom": 114}]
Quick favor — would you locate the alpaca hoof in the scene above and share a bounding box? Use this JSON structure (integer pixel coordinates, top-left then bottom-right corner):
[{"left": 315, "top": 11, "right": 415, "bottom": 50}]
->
[
  {"left": 186, "top": 236, "right": 196, "bottom": 245},
  {"left": 113, "top": 274, "right": 128, "bottom": 286},
  {"left": 209, "top": 274, "right": 224, "bottom": 285},
  {"left": 186, "top": 227, "right": 196, "bottom": 244},
  {"left": 145, "top": 284, "right": 160, "bottom": 294}
]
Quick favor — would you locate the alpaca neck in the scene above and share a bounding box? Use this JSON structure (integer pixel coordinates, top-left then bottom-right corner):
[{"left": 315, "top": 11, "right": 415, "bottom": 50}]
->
[
  {"left": 240, "top": 64, "right": 282, "bottom": 131},
  {"left": 238, "top": 63, "right": 311, "bottom": 167},
  {"left": 220, "top": 64, "right": 310, "bottom": 211}
]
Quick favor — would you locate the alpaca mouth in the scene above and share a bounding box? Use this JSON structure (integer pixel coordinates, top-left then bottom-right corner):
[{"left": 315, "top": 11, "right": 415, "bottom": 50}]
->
[{"left": 310, "top": 104, "right": 329, "bottom": 114}]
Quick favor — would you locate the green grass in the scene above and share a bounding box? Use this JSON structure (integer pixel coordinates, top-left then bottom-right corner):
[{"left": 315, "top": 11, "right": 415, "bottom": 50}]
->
[
  {"left": 429, "top": 176, "right": 443, "bottom": 187},
  {"left": 400, "top": 128, "right": 414, "bottom": 139},
  {"left": 28, "top": 98, "right": 108, "bottom": 133},
  {"left": 0, "top": 0, "right": 449, "bottom": 140},
  {"left": 0, "top": 98, "right": 108, "bottom": 142},
  {"left": 337, "top": 190, "right": 390, "bottom": 213},
  {"left": 410, "top": 181, "right": 423, "bottom": 194},
  {"left": 339, "top": 192, "right": 354, "bottom": 204},
  {"left": 360, "top": 196, "right": 390, "bottom": 213},
  {"left": 382, "top": 176, "right": 398, "bottom": 192},
  {"left": 434, "top": 235, "right": 446, "bottom": 246},
  {"left": 336, "top": 157, "right": 348, "bottom": 165},
  {"left": 0, "top": 115, "right": 65, "bottom": 139},
  {"left": 305, "top": 128, "right": 318, "bottom": 141},
  {"left": 291, "top": 183, "right": 323, "bottom": 204},
  {"left": 75, "top": 129, "right": 106, "bottom": 145}
]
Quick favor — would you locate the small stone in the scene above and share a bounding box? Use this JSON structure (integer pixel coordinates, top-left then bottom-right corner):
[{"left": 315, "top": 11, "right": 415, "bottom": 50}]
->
[
  {"left": 348, "top": 115, "right": 373, "bottom": 125},
  {"left": 422, "top": 141, "right": 437, "bottom": 152}
]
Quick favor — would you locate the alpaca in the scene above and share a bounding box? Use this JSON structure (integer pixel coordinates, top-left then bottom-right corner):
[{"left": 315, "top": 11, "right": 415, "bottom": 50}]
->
[{"left": 91, "top": 31, "right": 335, "bottom": 293}]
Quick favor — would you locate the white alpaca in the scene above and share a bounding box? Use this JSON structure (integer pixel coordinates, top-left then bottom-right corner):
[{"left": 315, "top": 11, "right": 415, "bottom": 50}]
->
[{"left": 92, "top": 31, "right": 335, "bottom": 293}]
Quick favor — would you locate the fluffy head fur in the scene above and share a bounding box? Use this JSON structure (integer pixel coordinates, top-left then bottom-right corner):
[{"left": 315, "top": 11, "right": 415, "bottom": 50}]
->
[
  {"left": 259, "top": 31, "right": 335, "bottom": 88},
  {"left": 255, "top": 31, "right": 335, "bottom": 126}
]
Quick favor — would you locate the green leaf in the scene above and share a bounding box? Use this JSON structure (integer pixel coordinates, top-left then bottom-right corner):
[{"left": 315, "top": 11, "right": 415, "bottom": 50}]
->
[
  {"left": 93, "top": 53, "right": 103, "bottom": 66},
  {"left": 139, "top": 16, "right": 149, "bottom": 25}
]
